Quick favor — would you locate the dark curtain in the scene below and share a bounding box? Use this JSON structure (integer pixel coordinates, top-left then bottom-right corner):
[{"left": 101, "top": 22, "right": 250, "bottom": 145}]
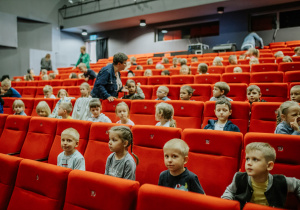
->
[{"left": 96, "top": 38, "right": 108, "bottom": 60}]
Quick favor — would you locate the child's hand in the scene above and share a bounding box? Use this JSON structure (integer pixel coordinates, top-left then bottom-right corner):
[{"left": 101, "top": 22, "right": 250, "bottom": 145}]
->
[
  {"left": 290, "top": 118, "right": 300, "bottom": 131},
  {"left": 137, "top": 82, "right": 141, "bottom": 87},
  {"left": 121, "top": 86, "right": 129, "bottom": 93}
]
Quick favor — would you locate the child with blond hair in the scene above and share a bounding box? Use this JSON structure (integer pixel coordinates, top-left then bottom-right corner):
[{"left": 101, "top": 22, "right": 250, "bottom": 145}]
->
[
  {"left": 210, "top": 82, "right": 232, "bottom": 101},
  {"left": 282, "top": 56, "right": 293, "bottom": 63},
  {"left": 159, "top": 138, "right": 205, "bottom": 194},
  {"left": 115, "top": 102, "right": 135, "bottom": 125},
  {"left": 86, "top": 98, "right": 111, "bottom": 123},
  {"left": 49, "top": 73, "right": 56, "bottom": 80},
  {"left": 72, "top": 82, "right": 92, "bottom": 120},
  {"left": 246, "top": 48, "right": 259, "bottom": 58},
  {"left": 50, "top": 89, "right": 75, "bottom": 118},
  {"left": 43, "top": 85, "right": 56, "bottom": 99},
  {"left": 170, "top": 58, "right": 178, "bottom": 69},
  {"left": 147, "top": 58, "right": 153, "bottom": 65},
  {"left": 233, "top": 67, "right": 243, "bottom": 73},
  {"left": 155, "top": 102, "right": 176, "bottom": 127},
  {"left": 36, "top": 101, "right": 51, "bottom": 117},
  {"left": 290, "top": 85, "right": 300, "bottom": 103},
  {"left": 161, "top": 70, "right": 170, "bottom": 76},
  {"left": 228, "top": 55, "right": 237, "bottom": 65},
  {"left": 293, "top": 47, "right": 300, "bottom": 57},
  {"left": 180, "top": 65, "right": 191, "bottom": 75},
  {"left": 213, "top": 57, "right": 223, "bottom": 66},
  {"left": 78, "top": 62, "right": 97, "bottom": 82},
  {"left": 222, "top": 142, "right": 300, "bottom": 208},
  {"left": 57, "top": 102, "right": 73, "bottom": 119},
  {"left": 57, "top": 128, "right": 85, "bottom": 170},
  {"left": 122, "top": 80, "right": 145, "bottom": 100},
  {"left": 155, "top": 86, "right": 171, "bottom": 101},
  {"left": 249, "top": 57, "right": 259, "bottom": 66},
  {"left": 144, "top": 69, "right": 153, "bottom": 76},
  {"left": 13, "top": 99, "right": 26, "bottom": 116},
  {"left": 0, "top": 79, "right": 21, "bottom": 98},
  {"left": 156, "top": 64, "right": 165, "bottom": 69},
  {"left": 274, "top": 51, "right": 284, "bottom": 58},
  {"left": 197, "top": 63, "right": 208, "bottom": 74}
]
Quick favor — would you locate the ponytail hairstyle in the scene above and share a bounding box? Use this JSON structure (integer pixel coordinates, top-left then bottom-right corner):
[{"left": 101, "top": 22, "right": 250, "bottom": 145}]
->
[
  {"left": 109, "top": 126, "right": 139, "bottom": 165},
  {"left": 276, "top": 101, "right": 299, "bottom": 125},
  {"left": 155, "top": 102, "right": 176, "bottom": 128}
]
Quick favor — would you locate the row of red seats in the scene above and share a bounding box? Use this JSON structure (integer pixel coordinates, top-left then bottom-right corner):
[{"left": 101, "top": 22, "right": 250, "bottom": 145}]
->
[
  {"left": 269, "top": 40, "right": 300, "bottom": 48},
  {"left": 2, "top": 153, "right": 277, "bottom": 210},
  {"left": 10, "top": 78, "right": 88, "bottom": 87},
  {"left": 0, "top": 97, "right": 292, "bottom": 134},
  {"left": 0, "top": 115, "right": 299, "bottom": 201}
]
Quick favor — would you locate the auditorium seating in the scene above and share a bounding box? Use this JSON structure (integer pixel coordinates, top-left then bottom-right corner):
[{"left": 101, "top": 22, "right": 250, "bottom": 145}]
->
[
  {"left": 226, "top": 83, "right": 248, "bottom": 101},
  {"left": 183, "top": 129, "right": 243, "bottom": 197},
  {"left": 250, "top": 83, "right": 288, "bottom": 102},
  {"left": 250, "top": 72, "right": 284, "bottom": 83},
  {"left": 279, "top": 62, "right": 300, "bottom": 72},
  {"left": 148, "top": 76, "right": 170, "bottom": 85},
  {"left": 194, "top": 74, "right": 221, "bottom": 84},
  {"left": 225, "top": 65, "right": 250, "bottom": 73},
  {"left": 284, "top": 71, "right": 300, "bottom": 83},
  {"left": 101, "top": 99, "right": 131, "bottom": 123},
  {"left": 136, "top": 184, "right": 240, "bottom": 210},
  {"left": 189, "top": 84, "right": 211, "bottom": 101},
  {"left": 208, "top": 66, "right": 225, "bottom": 74},
  {"left": 152, "top": 85, "right": 180, "bottom": 100},
  {"left": 0, "top": 114, "right": 8, "bottom": 137},
  {"left": 170, "top": 75, "right": 194, "bottom": 85},
  {"left": 221, "top": 73, "right": 250, "bottom": 84},
  {"left": 251, "top": 63, "right": 278, "bottom": 72}
]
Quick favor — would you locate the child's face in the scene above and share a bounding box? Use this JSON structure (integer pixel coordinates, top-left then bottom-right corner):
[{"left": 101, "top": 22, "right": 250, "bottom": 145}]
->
[
  {"left": 37, "top": 109, "right": 48, "bottom": 117},
  {"left": 180, "top": 66, "right": 189, "bottom": 75},
  {"left": 155, "top": 110, "right": 162, "bottom": 121},
  {"left": 90, "top": 107, "right": 101, "bottom": 118},
  {"left": 127, "top": 82, "right": 136, "bottom": 95},
  {"left": 14, "top": 106, "right": 24, "bottom": 114},
  {"left": 2, "top": 85, "right": 10, "bottom": 93},
  {"left": 44, "top": 91, "right": 52, "bottom": 98},
  {"left": 164, "top": 148, "right": 187, "bottom": 176},
  {"left": 61, "top": 133, "right": 78, "bottom": 155},
  {"left": 57, "top": 105, "right": 65, "bottom": 117},
  {"left": 214, "top": 104, "right": 232, "bottom": 122},
  {"left": 233, "top": 68, "right": 242, "bottom": 73},
  {"left": 180, "top": 89, "right": 191, "bottom": 100},
  {"left": 282, "top": 105, "right": 300, "bottom": 125},
  {"left": 245, "top": 150, "right": 272, "bottom": 180},
  {"left": 128, "top": 73, "right": 134, "bottom": 78},
  {"left": 157, "top": 88, "right": 167, "bottom": 99},
  {"left": 161, "top": 72, "right": 165, "bottom": 76},
  {"left": 213, "top": 86, "right": 224, "bottom": 98},
  {"left": 247, "top": 89, "right": 261, "bottom": 103},
  {"left": 148, "top": 60, "right": 153, "bottom": 65},
  {"left": 290, "top": 88, "right": 300, "bottom": 103},
  {"left": 59, "top": 91, "right": 66, "bottom": 99},
  {"left": 144, "top": 71, "right": 152, "bottom": 76},
  {"left": 296, "top": 49, "right": 300, "bottom": 56},
  {"left": 116, "top": 106, "right": 129, "bottom": 121},
  {"left": 108, "top": 131, "right": 127, "bottom": 153},
  {"left": 80, "top": 86, "right": 89, "bottom": 97}
]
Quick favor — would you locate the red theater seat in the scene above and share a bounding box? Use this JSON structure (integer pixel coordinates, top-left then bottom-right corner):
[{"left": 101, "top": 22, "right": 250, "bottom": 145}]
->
[
  {"left": 183, "top": 129, "right": 243, "bottom": 197},
  {"left": 152, "top": 85, "right": 180, "bottom": 100},
  {"left": 202, "top": 101, "right": 250, "bottom": 135},
  {"left": 62, "top": 79, "right": 77, "bottom": 86},
  {"left": 225, "top": 65, "right": 250, "bottom": 73},
  {"left": 7, "top": 159, "right": 71, "bottom": 210},
  {"left": 48, "top": 119, "right": 92, "bottom": 165},
  {"left": 194, "top": 74, "right": 221, "bottom": 84},
  {"left": 250, "top": 72, "right": 284, "bottom": 83},
  {"left": 126, "top": 76, "right": 148, "bottom": 85},
  {"left": 221, "top": 73, "right": 250, "bottom": 84},
  {"left": 35, "top": 87, "right": 45, "bottom": 98},
  {"left": 22, "top": 87, "right": 37, "bottom": 98},
  {"left": 166, "top": 101, "right": 204, "bottom": 129},
  {"left": 0, "top": 154, "right": 22, "bottom": 210},
  {"left": 2, "top": 97, "right": 16, "bottom": 114},
  {"left": 278, "top": 62, "right": 300, "bottom": 72},
  {"left": 251, "top": 63, "right": 278, "bottom": 72},
  {"left": 101, "top": 99, "right": 131, "bottom": 123},
  {"left": 259, "top": 58, "right": 276, "bottom": 64},
  {"left": 148, "top": 76, "right": 170, "bottom": 85},
  {"left": 136, "top": 184, "right": 240, "bottom": 210},
  {"left": 133, "top": 125, "right": 181, "bottom": 185},
  {"left": 49, "top": 80, "right": 63, "bottom": 87},
  {"left": 249, "top": 83, "right": 288, "bottom": 102},
  {"left": 63, "top": 170, "right": 139, "bottom": 210},
  {"left": 208, "top": 66, "right": 225, "bottom": 74},
  {"left": 243, "top": 203, "right": 286, "bottom": 210},
  {"left": 170, "top": 75, "right": 194, "bottom": 85},
  {"left": 19, "top": 117, "right": 57, "bottom": 161},
  {"left": 0, "top": 115, "right": 31, "bottom": 155},
  {"left": 249, "top": 102, "right": 281, "bottom": 133},
  {"left": 226, "top": 83, "right": 248, "bottom": 101},
  {"left": 37, "top": 80, "right": 50, "bottom": 87},
  {"left": 284, "top": 70, "right": 300, "bottom": 83},
  {"left": 67, "top": 86, "right": 81, "bottom": 98},
  {"left": 84, "top": 123, "right": 131, "bottom": 173},
  {"left": 26, "top": 81, "right": 38, "bottom": 86},
  {"left": 0, "top": 114, "right": 8, "bottom": 137},
  {"left": 189, "top": 84, "right": 211, "bottom": 101},
  {"left": 139, "top": 85, "right": 152, "bottom": 99},
  {"left": 130, "top": 100, "right": 158, "bottom": 125}
]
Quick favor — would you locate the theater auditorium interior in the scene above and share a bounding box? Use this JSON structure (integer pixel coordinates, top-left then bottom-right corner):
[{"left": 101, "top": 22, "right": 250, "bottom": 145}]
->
[{"left": 0, "top": 0, "right": 300, "bottom": 209}]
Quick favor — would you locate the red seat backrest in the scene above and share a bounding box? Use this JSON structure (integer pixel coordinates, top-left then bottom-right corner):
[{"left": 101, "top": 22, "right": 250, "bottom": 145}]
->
[
  {"left": 37, "top": 80, "right": 50, "bottom": 87},
  {"left": 278, "top": 62, "right": 300, "bottom": 72},
  {"left": 221, "top": 73, "right": 250, "bottom": 84},
  {"left": 258, "top": 58, "right": 276, "bottom": 64},
  {"left": 32, "top": 98, "right": 55, "bottom": 116},
  {"left": 48, "top": 119, "right": 92, "bottom": 165},
  {"left": 249, "top": 102, "right": 281, "bottom": 133},
  {"left": 208, "top": 66, "right": 225, "bottom": 74},
  {"left": 8, "top": 159, "right": 71, "bottom": 210},
  {"left": 101, "top": 99, "right": 131, "bottom": 123},
  {"left": 64, "top": 170, "right": 139, "bottom": 210},
  {"left": 130, "top": 100, "right": 158, "bottom": 125},
  {"left": 67, "top": 86, "right": 81, "bottom": 98},
  {"left": 148, "top": 76, "right": 170, "bottom": 85},
  {"left": 0, "top": 114, "right": 8, "bottom": 137},
  {"left": 2, "top": 97, "right": 16, "bottom": 114},
  {"left": 62, "top": 79, "right": 77, "bottom": 86},
  {"left": 249, "top": 83, "right": 288, "bottom": 102},
  {"left": 139, "top": 85, "right": 153, "bottom": 99},
  {"left": 225, "top": 83, "right": 248, "bottom": 101},
  {"left": 170, "top": 75, "right": 194, "bottom": 85},
  {"left": 22, "top": 87, "right": 37, "bottom": 98},
  {"left": 152, "top": 85, "right": 180, "bottom": 100},
  {"left": 49, "top": 80, "right": 63, "bottom": 87},
  {"left": 132, "top": 125, "right": 181, "bottom": 185},
  {"left": 284, "top": 70, "right": 300, "bottom": 83},
  {"left": 35, "top": 87, "right": 45, "bottom": 98},
  {"left": 126, "top": 76, "right": 148, "bottom": 85},
  {"left": 250, "top": 72, "right": 284, "bottom": 83},
  {"left": 183, "top": 129, "right": 242, "bottom": 197},
  {"left": 189, "top": 84, "right": 211, "bottom": 102},
  {"left": 225, "top": 65, "right": 250, "bottom": 73},
  {"left": 251, "top": 63, "right": 278, "bottom": 72}
]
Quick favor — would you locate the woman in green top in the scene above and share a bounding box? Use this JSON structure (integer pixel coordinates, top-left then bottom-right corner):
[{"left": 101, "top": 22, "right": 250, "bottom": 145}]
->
[{"left": 73, "top": 46, "right": 90, "bottom": 69}]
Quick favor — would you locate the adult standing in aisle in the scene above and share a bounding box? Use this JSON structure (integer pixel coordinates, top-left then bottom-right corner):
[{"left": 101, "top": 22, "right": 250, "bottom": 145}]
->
[
  {"left": 73, "top": 46, "right": 90, "bottom": 69},
  {"left": 40, "top": 54, "right": 52, "bottom": 71}
]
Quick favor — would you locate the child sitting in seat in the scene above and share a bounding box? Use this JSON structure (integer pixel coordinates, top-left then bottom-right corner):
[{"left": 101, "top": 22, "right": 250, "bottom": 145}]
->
[
  {"left": 293, "top": 47, "right": 300, "bottom": 57},
  {"left": 170, "top": 58, "right": 178, "bottom": 69},
  {"left": 144, "top": 69, "right": 153, "bottom": 76},
  {"left": 156, "top": 64, "right": 165, "bottom": 69},
  {"left": 210, "top": 82, "right": 232, "bottom": 101},
  {"left": 127, "top": 70, "right": 135, "bottom": 77},
  {"left": 246, "top": 48, "right": 259, "bottom": 59},
  {"left": 115, "top": 102, "right": 135, "bottom": 125},
  {"left": 57, "top": 102, "right": 73, "bottom": 119},
  {"left": 36, "top": 101, "right": 51, "bottom": 117},
  {"left": 72, "top": 82, "right": 92, "bottom": 120},
  {"left": 136, "top": 65, "right": 143, "bottom": 70},
  {"left": 191, "top": 57, "right": 198, "bottom": 63},
  {"left": 247, "top": 85, "right": 267, "bottom": 104},
  {"left": 161, "top": 70, "right": 170, "bottom": 76},
  {"left": 122, "top": 80, "right": 145, "bottom": 100},
  {"left": 233, "top": 67, "right": 243, "bottom": 73},
  {"left": 180, "top": 65, "right": 191, "bottom": 75},
  {"left": 249, "top": 57, "right": 259, "bottom": 66},
  {"left": 228, "top": 55, "right": 238, "bottom": 65},
  {"left": 57, "top": 128, "right": 85, "bottom": 170},
  {"left": 282, "top": 56, "right": 293, "bottom": 63},
  {"left": 180, "top": 85, "right": 194, "bottom": 101},
  {"left": 105, "top": 126, "right": 139, "bottom": 180},
  {"left": 49, "top": 73, "right": 56, "bottom": 80},
  {"left": 86, "top": 98, "right": 111, "bottom": 123},
  {"left": 43, "top": 85, "right": 56, "bottom": 99},
  {"left": 204, "top": 99, "right": 240, "bottom": 132},
  {"left": 147, "top": 58, "right": 153, "bottom": 65},
  {"left": 155, "top": 86, "right": 171, "bottom": 101},
  {"left": 51, "top": 89, "right": 75, "bottom": 118},
  {"left": 213, "top": 57, "right": 223, "bottom": 66},
  {"left": 197, "top": 63, "right": 208, "bottom": 75},
  {"left": 42, "top": 75, "right": 49, "bottom": 80},
  {"left": 222, "top": 142, "right": 300, "bottom": 209},
  {"left": 13, "top": 99, "right": 26, "bottom": 116},
  {"left": 159, "top": 138, "right": 205, "bottom": 194},
  {"left": 155, "top": 102, "right": 176, "bottom": 127},
  {"left": 0, "top": 79, "right": 21, "bottom": 98},
  {"left": 274, "top": 51, "right": 284, "bottom": 58},
  {"left": 290, "top": 85, "right": 300, "bottom": 103},
  {"left": 275, "top": 101, "right": 300, "bottom": 135}
]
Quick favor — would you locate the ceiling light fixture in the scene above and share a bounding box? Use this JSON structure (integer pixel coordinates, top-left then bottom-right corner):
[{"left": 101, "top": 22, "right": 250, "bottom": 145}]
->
[
  {"left": 82, "top": 29, "right": 88, "bottom": 36},
  {"left": 217, "top": 7, "right": 224, "bottom": 14},
  {"left": 161, "top": 30, "right": 168, "bottom": 34},
  {"left": 140, "top": 19, "right": 146, "bottom": 27}
]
